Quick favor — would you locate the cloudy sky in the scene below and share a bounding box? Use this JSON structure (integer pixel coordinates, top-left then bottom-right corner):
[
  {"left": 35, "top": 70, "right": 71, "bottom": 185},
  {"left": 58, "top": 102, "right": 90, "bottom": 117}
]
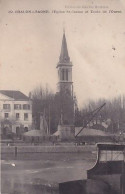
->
[{"left": 0, "top": 0, "right": 125, "bottom": 107}]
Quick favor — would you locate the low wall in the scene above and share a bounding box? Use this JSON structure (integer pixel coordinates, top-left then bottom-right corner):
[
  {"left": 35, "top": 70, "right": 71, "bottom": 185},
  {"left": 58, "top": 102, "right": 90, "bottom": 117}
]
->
[{"left": 1, "top": 145, "right": 96, "bottom": 153}]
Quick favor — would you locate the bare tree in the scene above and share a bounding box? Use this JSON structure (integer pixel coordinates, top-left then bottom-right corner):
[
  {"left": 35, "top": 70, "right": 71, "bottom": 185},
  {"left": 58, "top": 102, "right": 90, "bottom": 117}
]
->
[
  {"left": 30, "top": 85, "right": 57, "bottom": 134},
  {"left": 80, "top": 95, "right": 125, "bottom": 133}
]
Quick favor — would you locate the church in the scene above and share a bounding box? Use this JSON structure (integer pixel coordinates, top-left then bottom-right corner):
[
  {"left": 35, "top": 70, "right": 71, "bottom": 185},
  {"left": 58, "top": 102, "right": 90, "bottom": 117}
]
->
[{"left": 54, "top": 31, "right": 75, "bottom": 139}]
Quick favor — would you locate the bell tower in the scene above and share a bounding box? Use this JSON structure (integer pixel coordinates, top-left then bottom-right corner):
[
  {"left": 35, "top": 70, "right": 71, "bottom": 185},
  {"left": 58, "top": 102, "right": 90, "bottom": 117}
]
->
[
  {"left": 56, "top": 31, "right": 74, "bottom": 126},
  {"left": 57, "top": 31, "right": 73, "bottom": 97}
]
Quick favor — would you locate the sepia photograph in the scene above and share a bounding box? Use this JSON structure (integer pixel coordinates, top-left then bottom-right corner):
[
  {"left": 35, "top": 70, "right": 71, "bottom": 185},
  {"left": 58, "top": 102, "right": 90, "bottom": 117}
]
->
[{"left": 0, "top": 0, "right": 125, "bottom": 193}]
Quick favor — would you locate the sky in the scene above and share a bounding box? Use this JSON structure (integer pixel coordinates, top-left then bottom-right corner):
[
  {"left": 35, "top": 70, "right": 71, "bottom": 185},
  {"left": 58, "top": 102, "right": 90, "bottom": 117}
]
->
[{"left": 0, "top": 0, "right": 125, "bottom": 107}]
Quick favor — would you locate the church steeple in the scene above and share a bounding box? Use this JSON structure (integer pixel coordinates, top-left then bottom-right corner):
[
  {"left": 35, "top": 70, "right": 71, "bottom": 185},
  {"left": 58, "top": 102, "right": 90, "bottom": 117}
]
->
[
  {"left": 59, "top": 31, "right": 70, "bottom": 63},
  {"left": 57, "top": 31, "right": 73, "bottom": 96},
  {"left": 55, "top": 31, "right": 74, "bottom": 125}
]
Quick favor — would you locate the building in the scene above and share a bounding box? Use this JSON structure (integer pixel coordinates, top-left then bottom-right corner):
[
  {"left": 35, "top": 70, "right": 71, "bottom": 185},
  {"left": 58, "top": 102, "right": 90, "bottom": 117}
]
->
[
  {"left": 55, "top": 31, "right": 74, "bottom": 125},
  {"left": 54, "top": 31, "right": 75, "bottom": 140},
  {"left": 0, "top": 90, "right": 32, "bottom": 137}
]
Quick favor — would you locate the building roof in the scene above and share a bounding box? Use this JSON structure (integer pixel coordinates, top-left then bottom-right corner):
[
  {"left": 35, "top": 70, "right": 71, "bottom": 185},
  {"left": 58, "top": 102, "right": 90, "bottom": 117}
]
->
[
  {"left": 97, "top": 143, "right": 125, "bottom": 151},
  {"left": 75, "top": 127, "right": 108, "bottom": 136},
  {"left": 59, "top": 31, "right": 70, "bottom": 63},
  {"left": 23, "top": 130, "right": 42, "bottom": 136},
  {"left": 0, "top": 90, "right": 29, "bottom": 100},
  {"left": 23, "top": 130, "right": 49, "bottom": 137}
]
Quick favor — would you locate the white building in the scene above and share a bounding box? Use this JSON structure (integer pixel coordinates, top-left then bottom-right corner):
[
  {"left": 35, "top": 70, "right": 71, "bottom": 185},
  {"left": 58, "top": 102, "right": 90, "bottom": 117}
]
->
[{"left": 0, "top": 90, "right": 32, "bottom": 136}]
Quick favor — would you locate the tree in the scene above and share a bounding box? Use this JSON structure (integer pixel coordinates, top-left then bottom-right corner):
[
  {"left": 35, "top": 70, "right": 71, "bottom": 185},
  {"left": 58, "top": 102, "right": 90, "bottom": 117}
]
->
[
  {"left": 30, "top": 85, "right": 58, "bottom": 134},
  {"left": 80, "top": 95, "right": 125, "bottom": 133}
]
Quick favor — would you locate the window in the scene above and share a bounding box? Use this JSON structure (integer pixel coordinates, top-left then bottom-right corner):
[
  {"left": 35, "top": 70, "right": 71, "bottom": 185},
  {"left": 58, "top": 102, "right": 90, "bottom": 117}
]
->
[
  {"left": 24, "top": 127, "right": 28, "bottom": 132},
  {"left": 23, "top": 104, "right": 30, "bottom": 110},
  {"left": 66, "top": 69, "right": 68, "bottom": 81},
  {"left": 3, "top": 104, "right": 10, "bottom": 110},
  {"left": 24, "top": 113, "right": 28, "bottom": 120},
  {"left": 16, "top": 113, "right": 20, "bottom": 120},
  {"left": 16, "top": 127, "right": 20, "bottom": 136},
  {"left": 14, "top": 104, "right": 21, "bottom": 110},
  {"left": 62, "top": 69, "right": 65, "bottom": 80},
  {"left": 100, "top": 150, "right": 124, "bottom": 161},
  {"left": 61, "top": 69, "right": 68, "bottom": 81},
  {"left": 4, "top": 113, "right": 9, "bottom": 118}
]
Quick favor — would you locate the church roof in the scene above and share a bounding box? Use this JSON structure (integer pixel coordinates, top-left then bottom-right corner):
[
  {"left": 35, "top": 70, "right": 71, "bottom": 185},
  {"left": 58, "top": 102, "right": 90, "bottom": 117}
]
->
[
  {"left": 0, "top": 90, "right": 29, "bottom": 100},
  {"left": 59, "top": 32, "right": 70, "bottom": 63}
]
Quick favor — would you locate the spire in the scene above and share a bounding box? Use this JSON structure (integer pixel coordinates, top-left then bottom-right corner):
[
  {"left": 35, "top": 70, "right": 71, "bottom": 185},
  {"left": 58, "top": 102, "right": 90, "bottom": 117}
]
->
[{"left": 59, "top": 31, "right": 70, "bottom": 63}]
